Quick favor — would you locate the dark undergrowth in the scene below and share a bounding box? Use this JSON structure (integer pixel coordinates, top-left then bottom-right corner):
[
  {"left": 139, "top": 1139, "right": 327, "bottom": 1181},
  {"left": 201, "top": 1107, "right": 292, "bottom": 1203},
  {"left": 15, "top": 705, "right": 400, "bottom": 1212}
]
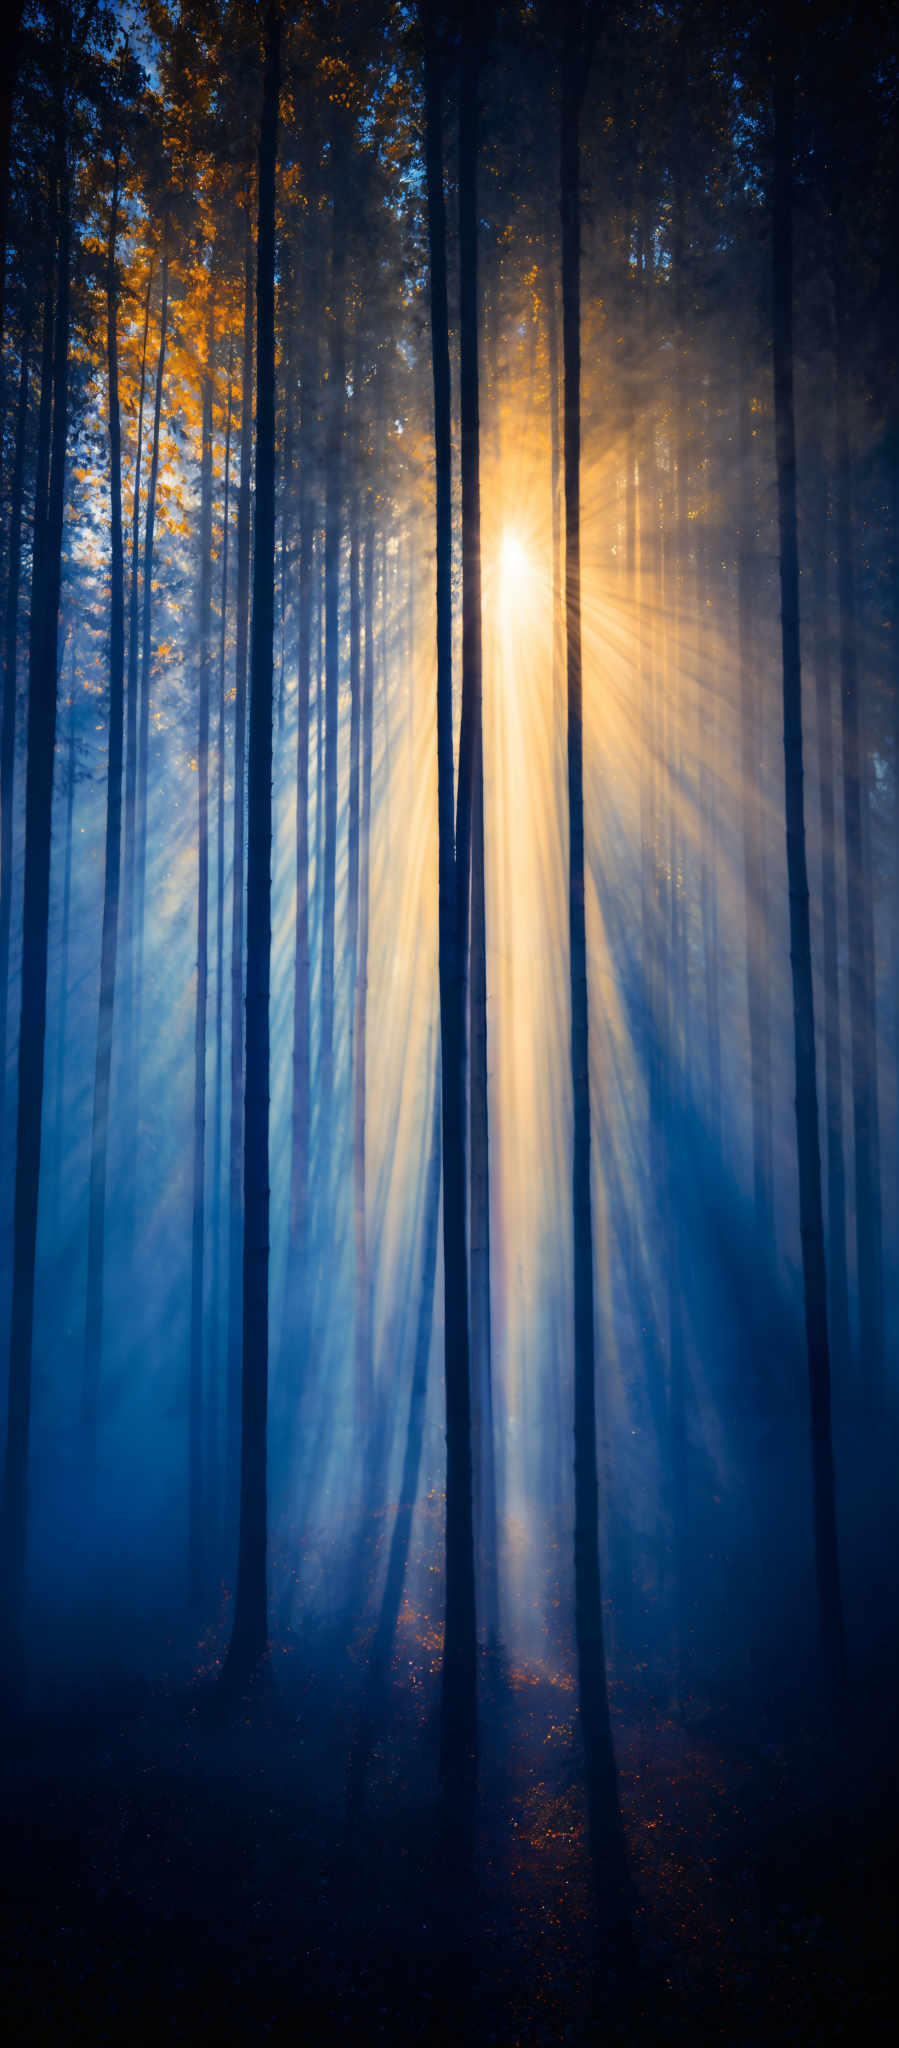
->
[{"left": 1, "top": 1616, "right": 895, "bottom": 2045}]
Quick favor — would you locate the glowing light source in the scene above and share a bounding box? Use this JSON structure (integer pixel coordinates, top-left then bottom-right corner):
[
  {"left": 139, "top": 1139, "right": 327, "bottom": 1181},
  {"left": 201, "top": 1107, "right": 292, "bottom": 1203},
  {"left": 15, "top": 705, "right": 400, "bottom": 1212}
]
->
[{"left": 498, "top": 528, "right": 530, "bottom": 616}]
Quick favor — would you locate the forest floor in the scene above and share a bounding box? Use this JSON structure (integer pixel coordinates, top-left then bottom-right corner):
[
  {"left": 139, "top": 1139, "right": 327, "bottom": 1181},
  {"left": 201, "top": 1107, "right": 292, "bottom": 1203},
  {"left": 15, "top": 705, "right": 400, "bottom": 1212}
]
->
[{"left": 0, "top": 1606, "right": 896, "bottom": 2046}]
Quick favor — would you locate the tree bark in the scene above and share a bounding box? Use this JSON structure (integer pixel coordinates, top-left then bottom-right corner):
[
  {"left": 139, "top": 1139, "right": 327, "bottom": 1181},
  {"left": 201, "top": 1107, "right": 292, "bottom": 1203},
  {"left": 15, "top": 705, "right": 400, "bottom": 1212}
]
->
[
  {"left": 738, "top": 360, "right": 774, "bottom": 1236},
  {"left": 121, "top": 257, "right": 154, "bottom": 1099},
  {"left": 223, "top": 0, "right": 280, "bottom": 1694},
  {"left": 353, "top": 508, "right": 374, "bottom": 1438},
  {"left": 772, "top": 16, "right": 846, "bottom": 1708},
  {"left": 210, "top": 335, "right": 234, "bottom": 1564},
  {"left": 834, "top": 275, "right": 883, "bottom": 1406},
  {"left": 320, "top": 167, "right": 345, "bottom": 1159},
  {"left": 0, "top": 311, "right": 31, "bottom": 1162},
  {"left": 84, "top": 142, "right": 125, "bottom": 1436},
  {"left": 135, "top": 235, "right": 169, "bottom": 1101},
  {"left": 422, "top": 11, "right": 477, "bottom": 1815},
  {"left": 190, "top": 289, "right": 215, "bottom": 1610},
  {"left": 228, "top": 204, "right": 254, "bottom": 1553},
  {"left": 561, "top": 0, "right": 629, "bottom": 1916},
  {"left": 458, "top": 30, "right": 498, "bottom": 1653},
  {"left": 1, "top": 78, "right": 70, "bottom": 1689},
  {"left": 283, "top": 268, "right": 315, "bottom": 1367},
  {"left": 807, "top": 428, "right": 851, "bottom": 1370}
]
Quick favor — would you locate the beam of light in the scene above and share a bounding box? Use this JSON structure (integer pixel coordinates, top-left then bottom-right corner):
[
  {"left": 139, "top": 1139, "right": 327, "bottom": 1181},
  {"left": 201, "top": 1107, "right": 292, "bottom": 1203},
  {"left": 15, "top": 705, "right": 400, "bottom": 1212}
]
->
[{"left": 497, "top": 528, "right": 533, "bottom": 630}]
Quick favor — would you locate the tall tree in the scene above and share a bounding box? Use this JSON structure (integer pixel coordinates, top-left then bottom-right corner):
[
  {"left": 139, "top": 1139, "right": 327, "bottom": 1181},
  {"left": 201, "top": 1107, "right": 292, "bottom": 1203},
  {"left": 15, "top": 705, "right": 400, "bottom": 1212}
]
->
[
  {"left": 222, "top": 0, "right": 280, "bottom": 1696},
  {"left": 422, "top": 3, "right": 478, "bottom": 1817},
  {"left": 0, "top": 307, "right": 32, "bottom": 1160},
  {"left": 135, "top": 214, "right": 169, "bottom": 1104},
  {"left": 320, "top": 137, "right": 346, "bottom": 1166},
  {"left": 834, "top": 261, "right": 883, "bottom": 1406},
  {"left": 190, "top": 283, "right": 215, "bottom": 1608},
  {"left": 121, "top": 251, "right": 155, "bottom": 1100},
  {"left": 228, "top": 201, "right": 253, "bottom": 1549},
  {"left": 560, "top": 0, "right": 629, "bottom": 1915},
  {"left": 1, "top": 14, "right": 72, "bottom": 1690},
  {"left": 84, "top": 126, "right": 126, "bottom": 1437},
  {"left": 458, "top": 7, "right": 499, "bottom": 1651},
  {"left": 771, "top": 8, "right": 846, "bottom": 1711}
]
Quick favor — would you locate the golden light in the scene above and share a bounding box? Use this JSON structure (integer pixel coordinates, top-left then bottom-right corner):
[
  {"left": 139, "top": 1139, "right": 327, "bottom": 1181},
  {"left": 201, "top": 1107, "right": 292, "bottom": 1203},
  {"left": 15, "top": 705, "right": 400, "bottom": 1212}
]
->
[{"left": 498, "top": 528, "right": 531, "bottom": 618}]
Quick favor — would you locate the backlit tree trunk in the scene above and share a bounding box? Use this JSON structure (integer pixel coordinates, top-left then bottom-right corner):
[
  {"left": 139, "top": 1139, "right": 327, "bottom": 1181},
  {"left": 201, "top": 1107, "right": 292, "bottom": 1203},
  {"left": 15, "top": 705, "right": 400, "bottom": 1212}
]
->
[
  {"left": 772, "top": 15, "right": 846, "bottom": 1710},
  {"left": 561, "top": 0, "right": 629, "bottom": 1915},
  {"left": 223, "top": 0, "right": 280, "bottom": 1694}
]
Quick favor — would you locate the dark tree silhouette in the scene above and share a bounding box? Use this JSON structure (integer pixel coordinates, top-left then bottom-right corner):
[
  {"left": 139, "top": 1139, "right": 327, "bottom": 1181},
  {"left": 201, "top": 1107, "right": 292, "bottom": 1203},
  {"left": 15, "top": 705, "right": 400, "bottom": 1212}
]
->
[
  {"left": 772, "top": 9, "right": 846, "bottom": 1712},
  {"left": 422, "top": 3, "right": 477, "bottom": 1818},
  {"left": 84, "top": 135, "right": 125, "bottom": 1438},
  {"left": 222, "top": 0, "right": 280, "bottom": 1697},
  {"left": 560, "top": 0, "right": 630, "bottom": 1917},
  {"left": 1, "top": 26, "right": 71, "bottom": 1690}
]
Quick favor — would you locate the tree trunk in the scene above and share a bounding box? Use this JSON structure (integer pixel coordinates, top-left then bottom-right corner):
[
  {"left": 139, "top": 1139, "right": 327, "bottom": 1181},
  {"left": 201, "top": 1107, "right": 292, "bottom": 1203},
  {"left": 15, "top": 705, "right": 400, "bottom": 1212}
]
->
[
  {"left": 223, "top": 0, "right": 280, "bottom": 1695},
  {"left": 0, "top": 311, "right": 31, "bottom": 1161},
  {"left": 458, "top": 30, "right": 498, "bottom": 1653},
  {"left": 190, "top": 291, "right": 215, "bottom": 1610},
  {"left": 320, "top": 171, "right": 345, "bottom": 1159},
  {"left": 353, "top": 508, "right": 374, "bottom": 1438},
  {"left": 1, "top": 90, "right": 70, "bottom": 1690},
  {"left": 422, "top": 13, "right": 477, "bottom": 1816},
  {"left": 84, "top": 143, "right": 125, "bottom": 1437},
  {"left": 345, "top": 1051, "right": 441, "bottom": 1828},
  {"left": 772, "top": 17, "right": 846, "bottom": 1709},
  {"left": 0, "top": 5, "right": 24, "bottom": 360},
  {"left": 348, "top": 493, "right": 361, "bottom": 1041},
  {"left": 738, "top": 359, "right": 774, "bottom": 1237},
  {"left": 283, "top": 281, "right": 315, "bottom": 1367},
  {"left": 834, "top": 276, "right": 883, "bottom": 1407},
  {"left": 135, "top": 238, "right": 169, "bottom": 1101},
  {"left": 807, "top": 429, "right": 851, "bottom": 1369},
  {"left": 210, "top": 336, "right": 233, "bottom": 1565},
  {"left": 561, "top": 0, "right": 629, "bottom": 1916},
  {"left": 121, "top": 258, "right": 153, "bottom": 1102},
  {"left": 228, "top": 205, "right": 253, "bottom": 1554},
  {"left": 53, "top": 677, "right": 75, "bottom": 1242}
]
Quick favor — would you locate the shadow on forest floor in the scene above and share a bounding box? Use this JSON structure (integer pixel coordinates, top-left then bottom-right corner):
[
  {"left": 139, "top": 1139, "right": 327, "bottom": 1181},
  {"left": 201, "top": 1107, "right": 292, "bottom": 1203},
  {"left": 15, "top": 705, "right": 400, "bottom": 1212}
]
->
[{"left": 1, "top": 1613, "right": 896, "bottom": 2044}]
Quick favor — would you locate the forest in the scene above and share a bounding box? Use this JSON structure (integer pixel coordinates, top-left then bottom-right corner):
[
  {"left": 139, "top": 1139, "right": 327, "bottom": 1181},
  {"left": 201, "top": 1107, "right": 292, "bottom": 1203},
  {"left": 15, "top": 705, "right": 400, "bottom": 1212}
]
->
[{"left": 0, "top": 0, "right": 897, "bottom": 2040}]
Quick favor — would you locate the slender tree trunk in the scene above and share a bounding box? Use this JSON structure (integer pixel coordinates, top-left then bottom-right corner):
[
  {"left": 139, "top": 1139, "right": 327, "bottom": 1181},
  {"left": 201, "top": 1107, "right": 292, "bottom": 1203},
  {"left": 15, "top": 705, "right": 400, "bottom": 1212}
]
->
[
  {"left": 190, "top": 291, "right": 214, "bottom": 1611},
  {"left": 277, "top": 297, "right": 292, "bottom": 738},
  {"left": 283, "top": 294, "right": 315, "bottom": 1364},
  {"left": 228, "top": 206, "right": 253, "bottom": 1552},
  {"left": 808, "top": 431, "right": 851, "bottom": 1369},
  {"left": 84, "top": 144, "right": 125, "bottom": 1437},
  {"left": 834, "top": 275, "right": 883, "bottom": 1406},
  {"left": 320, "top": 178, "right": 345, "bottom": 1166},
  {"left": 738, "top": 360, "right": 774, "bottom": 1236},
  {"left": 315, "top": 544, "right": 324, "bottom": 951},
  {"left": 121, "top": 258, "right": 153, "bottom": 1101},
  {"left": 0, "top": 313, "right": 31, "bottom": 1160},
  {"left": 668, "top": 235, "right": 691, "bottom": 1684},
  {"left": 458, "top": 31, "right": 498, "bottom": 1653},
  {"left": 772, "top": 18, "right": 846, "bottom": 1709},
  {"left": 53, "top": 678, "right": 75, "bottom": 1242},
  {"left": 353, "top": 509, "right": 374, "bottom": 1437},
  {"left": 210, "top": 337, "right": 233, "bottom": 1568},
  {"left": 561, "top": 0, "right": 629, "bottom": 1915},
  {"left": 1, "top": 93, "right": 70, "bottom": 1690},
  {"left": 223, "top": 0, "right": 280, "bottom": 1693},
  {"left": 347, "top": 484, "right": 363, "bottom": 1426},
  {"left": 0, "top": 6, "right": 25, "bottom": 364},
  {"left": 136, "top": 238, "right": 169, "bottom": 1102},
  {"left": 345, "top": 1052, "right": 441, "bottom": 1828},
  {"left": 423, "top": 15, "right": 477, "bottom": 1810},
  {"left": 348, "top": 494, "right": 361, "bottom": 1037},
  {"left": 546, "top": 230, "right": 564, "bottom": 764}
]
